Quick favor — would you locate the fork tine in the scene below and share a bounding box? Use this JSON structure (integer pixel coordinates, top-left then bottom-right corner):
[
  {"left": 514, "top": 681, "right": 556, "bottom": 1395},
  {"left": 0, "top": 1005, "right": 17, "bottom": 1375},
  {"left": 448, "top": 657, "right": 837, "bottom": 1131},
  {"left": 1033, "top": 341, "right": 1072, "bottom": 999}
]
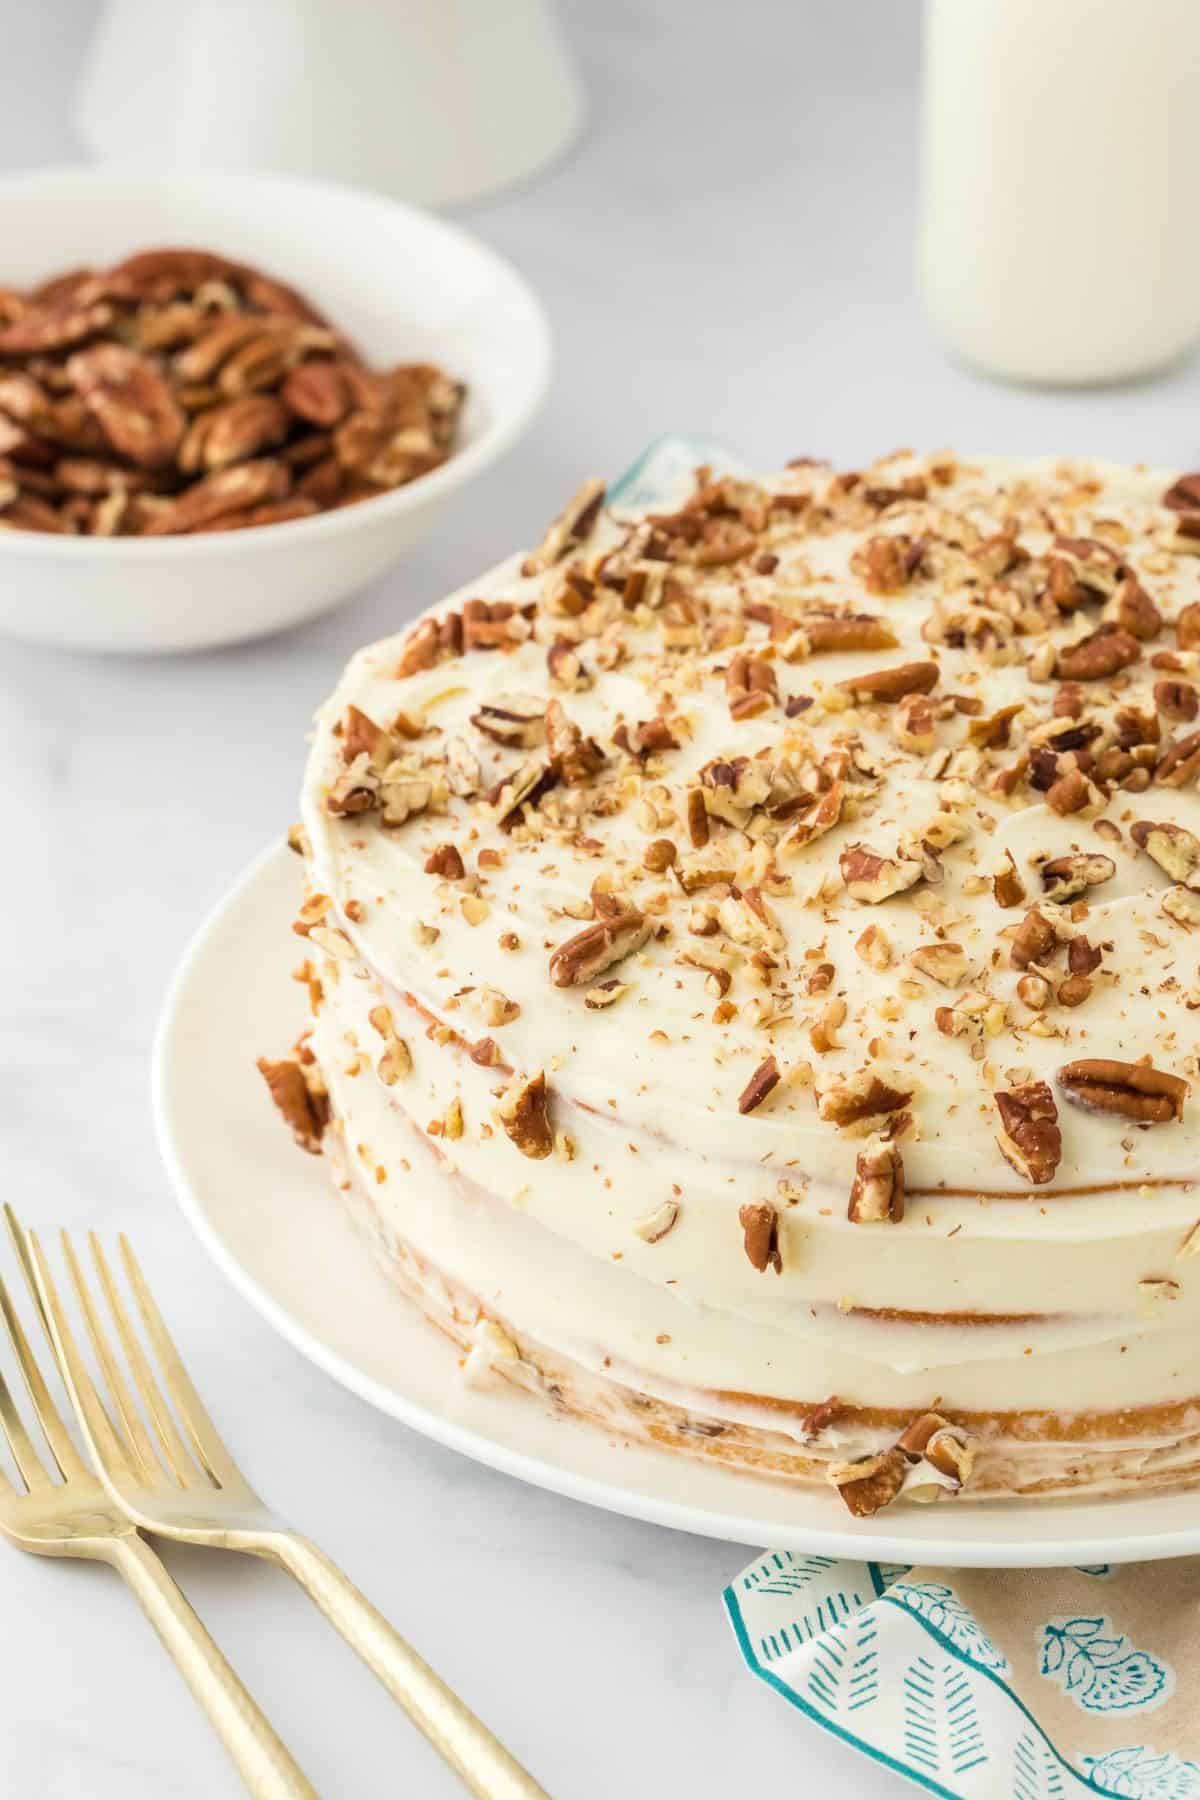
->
[
  {"left": 0, "top": 1352, "right": 51, "bottom": 1493},
  {"left": 60, "top": 1233, "right": 177, "bottom": 1488},
  {"left": 0, "top": 1250, "right": 81, "bottom": 1487},
  {"left": 2, "top": 1207, "right": 89, "bottom": 1482},
  {"left": 118, "top": 1236, "right": 245, "bottom": 1491},
  {"left": 25, "top": 1230, "right": 140, "bottom": 1489}
]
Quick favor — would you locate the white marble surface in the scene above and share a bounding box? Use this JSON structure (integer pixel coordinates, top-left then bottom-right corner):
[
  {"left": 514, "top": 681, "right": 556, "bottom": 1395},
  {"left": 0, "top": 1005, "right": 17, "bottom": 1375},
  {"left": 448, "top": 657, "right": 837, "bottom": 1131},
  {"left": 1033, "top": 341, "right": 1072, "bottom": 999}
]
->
[{"left": 5, "top": 3, "right": 1200, "bottom": 1795}]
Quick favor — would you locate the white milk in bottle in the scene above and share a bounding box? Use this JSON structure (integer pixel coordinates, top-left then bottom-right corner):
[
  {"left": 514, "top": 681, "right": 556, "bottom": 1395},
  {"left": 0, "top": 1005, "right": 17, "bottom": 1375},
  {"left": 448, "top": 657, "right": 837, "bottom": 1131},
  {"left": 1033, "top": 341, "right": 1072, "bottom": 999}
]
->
[{"left": 920, "top": 0, "right": 1200, "bottom": 384}]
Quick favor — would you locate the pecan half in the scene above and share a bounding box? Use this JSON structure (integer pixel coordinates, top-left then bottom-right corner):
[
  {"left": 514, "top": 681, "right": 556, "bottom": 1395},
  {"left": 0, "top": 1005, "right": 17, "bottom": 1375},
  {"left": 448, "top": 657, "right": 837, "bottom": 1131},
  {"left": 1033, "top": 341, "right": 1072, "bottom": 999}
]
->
[
  {"left": 738, "top": 1055, "right": 780, "bottom": 1115},
  {"left": 1055, "top": 626, "right": 1141, "bottom": 682},
  {"left": 1057, "top": 1059, "right": 1188, "bottom": 1125},
  {"left": 495, "top": 1069, "right": 554, "bottom": 1159},
  {"left": 257, "top": 1056, "right": 327, "bottom": 1154},
  {"left": 738, "top": 1202, "right": 782, "bottom": 1273},
  {"left": 839, "top": 659, "right": 939, "bottom": 704},
  {"left": 1131, "top": 820, "right": 1200, "bottom": 889},
  {"left": 549, "top": 909, "right": 652, "bottom": 987},
  {"left": 848, "top": 1135, "right": 905, "bottom": 1223},
  {"left": 1155, "top": 679, "right": 1199, "bottom": 722},
  {"left": 67, "top": 343, "right": 185, "bottom": 469},
  {"left": 994, "top": 1081, "right": 1061, "bottom": 1184}
]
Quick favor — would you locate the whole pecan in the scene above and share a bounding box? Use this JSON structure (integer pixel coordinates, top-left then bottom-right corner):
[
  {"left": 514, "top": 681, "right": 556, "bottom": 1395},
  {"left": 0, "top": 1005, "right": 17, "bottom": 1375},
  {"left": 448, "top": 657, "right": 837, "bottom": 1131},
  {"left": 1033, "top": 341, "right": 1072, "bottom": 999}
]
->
[
  {"left": 839, "top": 659, "right": 939, "bottom": 704},
  {"left": 1057, "top": 1058, "right": 1188, "bottom": 1125},
  {"left": 738, "top": 1202, "right": 782, "bottom": 1273},
  {"left": 67, "top": 342, "right": 185, "bottom": 468},
  {"left": 1155, "top": 679, "right": 1199, "bottom": 722},
  {"left": 994, "top": 1082, "right": 1061, "bottom": 1184}
]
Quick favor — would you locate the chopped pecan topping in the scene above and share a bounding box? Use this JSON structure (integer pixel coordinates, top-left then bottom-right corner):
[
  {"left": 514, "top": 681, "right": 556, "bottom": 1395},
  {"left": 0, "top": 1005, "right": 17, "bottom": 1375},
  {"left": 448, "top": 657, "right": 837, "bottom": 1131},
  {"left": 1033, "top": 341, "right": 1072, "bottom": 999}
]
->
[
  {"left": 893, "top": 691, "right": 936, "bottom": 752},
  {"left": 1045, "top": 767, "right": 1097, "bottom": 816},
  {"left": 840, "top": 843, "right": 924, "bottom": 903},
  {"left": 1131, "top": 820, "right": 1200, "bottom": 889},
  {"left": 1057, "top": 1058, "right": 1188, "bottom": 1125},
  {"left": 368, "top": 1005, "right": 412, "bottom": 1084},
  {"left": 1009, "top": 906, "right": 1059, "bottom": 969},
  {"left": 827, "top": 1449, "right": 907, "bottom": 1517},
  {"left": 549, "top": 909, "right": 652, "bottom": 987},
  {"left": 633, "top": 1199, "right": 680, "bottom": 1244},
  {"left": 738, "top": 1202, "right": 782, "bottom": 1273},
  {"left": 545, "top": 697, "right": 605, "bottom": 785},
  {"left": 1176, "top": 602, "right": 1200, "bottom": 650},
  {"left": 798, "top": 612, "right": 898, "bottom": 653},
  {"left": 521, "top": 477, "right": 606, "bottom": 575},
  {"left": 495, "top": 1069, "right": 554, "bottom": 1159},
  {"left": 584, "top": 978, "right": 630, "bottom": 1010},
  {"left": 1155, "top": 679, "right": 1199, "bottom": 722},
  {"left": 1107, "top": 575, "right": 1162, "bottom": 640},
  {"left": 1157, "top": 728, "right": 1200, "bottom": 787},
  {"left": 424, "top": 842, "right": 466, "bottom": 880},
  {"left": 461, "top": 597, "right": 532, "bottom": 652},
  {"left": 1162, "top": 473, "right": 1200, "bottom": 516},
  {"left": 725, "top": 651, "right": 778, "bottom": 719},
  {"left": 854, "top": 533, "right": 924, "bottom": 593},
  {"left": 848, "top": 1136, "right": 905, "bottom": 1223},
  {"left": 257, "top": 1056, "right": 328, "bottom": 1153},
  {"left": 686, "top": 787, "right": 709, "bottom": 848},
  {"left": 910, "top": 941, "right": 969, "bottom": 986},
  {"left": 546, "top": 637, "right": 591, "bottom": 691},
  {"left": 1055, "top": 625, "right": 1141, "bottom": 682},
  {"left": 994, "top": 1081, "right": 1061, "bottom": 1184},
  {"left": 1039, "top": 852, "right": 1115, "bottom": 900},
  {"left": 818, "top": 1070, "right": 913, "bottom": 1129},
  {"left": 992, "top": 851, "right": 1027, "bottom": 908},
  {"left": 839, "top": 659, "right": 939, "bottom": 704},
  {"left": 470, "top": 696, "right": 545, "bottom": 748},
  {"left": 738, "top": 1055, "right": 780, "bottom": 1115}
]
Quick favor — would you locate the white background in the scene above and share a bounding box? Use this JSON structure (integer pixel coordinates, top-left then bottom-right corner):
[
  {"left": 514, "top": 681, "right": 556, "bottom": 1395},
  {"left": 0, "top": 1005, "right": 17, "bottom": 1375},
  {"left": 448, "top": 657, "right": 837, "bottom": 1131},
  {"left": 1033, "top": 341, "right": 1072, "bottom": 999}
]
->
[{"left": 4, "top": 3, "right": 1200, "bottom": 1795}]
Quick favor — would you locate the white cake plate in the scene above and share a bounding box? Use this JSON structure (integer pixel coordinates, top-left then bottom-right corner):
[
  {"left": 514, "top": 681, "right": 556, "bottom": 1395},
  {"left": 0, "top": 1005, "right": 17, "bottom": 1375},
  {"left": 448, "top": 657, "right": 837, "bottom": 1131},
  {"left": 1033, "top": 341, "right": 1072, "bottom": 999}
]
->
[{"left": 153, "top": 844, "right": 1200, "bottom": 1567}]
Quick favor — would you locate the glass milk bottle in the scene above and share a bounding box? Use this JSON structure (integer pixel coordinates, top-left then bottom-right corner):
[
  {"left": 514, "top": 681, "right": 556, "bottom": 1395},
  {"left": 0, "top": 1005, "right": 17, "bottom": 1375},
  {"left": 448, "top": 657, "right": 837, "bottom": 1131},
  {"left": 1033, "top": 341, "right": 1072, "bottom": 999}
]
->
[{"left": 920, "top": 0, "right": 1200, "bottom": 385}]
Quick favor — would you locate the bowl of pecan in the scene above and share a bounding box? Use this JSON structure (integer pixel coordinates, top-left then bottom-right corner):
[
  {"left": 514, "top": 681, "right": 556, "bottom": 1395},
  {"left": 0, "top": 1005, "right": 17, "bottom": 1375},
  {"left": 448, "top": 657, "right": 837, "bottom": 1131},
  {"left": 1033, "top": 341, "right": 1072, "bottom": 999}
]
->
[{"left": 0, "top": 167, "right": 550, "bottom": 652}]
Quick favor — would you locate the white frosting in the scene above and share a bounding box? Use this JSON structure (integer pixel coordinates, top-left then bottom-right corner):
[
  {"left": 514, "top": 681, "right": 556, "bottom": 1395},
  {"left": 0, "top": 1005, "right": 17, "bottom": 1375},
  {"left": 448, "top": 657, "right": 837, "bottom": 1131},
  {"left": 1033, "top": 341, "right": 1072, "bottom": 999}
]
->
[{"left": 292, "top": 451, "right": 1200, "bottom": 1480}]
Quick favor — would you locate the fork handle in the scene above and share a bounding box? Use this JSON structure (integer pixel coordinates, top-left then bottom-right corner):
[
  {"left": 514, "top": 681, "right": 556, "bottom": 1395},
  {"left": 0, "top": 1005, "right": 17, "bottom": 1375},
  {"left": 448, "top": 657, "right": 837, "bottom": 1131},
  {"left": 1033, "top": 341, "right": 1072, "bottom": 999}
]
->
[
  {"left": 106, "top": 1534, "right": 317, "bottom": 1800},
  {"left": 266, "top": 1533, "right": 551, "bottom": 1800}
]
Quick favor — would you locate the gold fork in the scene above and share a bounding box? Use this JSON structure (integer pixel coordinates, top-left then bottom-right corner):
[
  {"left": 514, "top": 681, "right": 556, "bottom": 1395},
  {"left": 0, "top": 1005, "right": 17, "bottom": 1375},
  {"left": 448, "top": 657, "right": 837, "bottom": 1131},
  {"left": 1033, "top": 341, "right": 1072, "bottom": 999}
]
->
[
  {"left": 17, "top": 1214, "right": 551, "bottom": 1800},
  {"left": 0, "top": 1232, "right": 315, "bottom": 1798}
]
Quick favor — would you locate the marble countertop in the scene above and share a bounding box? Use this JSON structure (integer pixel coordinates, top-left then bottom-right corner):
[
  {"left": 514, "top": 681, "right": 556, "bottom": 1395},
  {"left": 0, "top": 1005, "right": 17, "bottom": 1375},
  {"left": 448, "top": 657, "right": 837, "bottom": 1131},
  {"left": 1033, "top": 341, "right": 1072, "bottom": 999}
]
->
[{"left": 5, "top": 3, "right": 1200, "bottom": 1794}]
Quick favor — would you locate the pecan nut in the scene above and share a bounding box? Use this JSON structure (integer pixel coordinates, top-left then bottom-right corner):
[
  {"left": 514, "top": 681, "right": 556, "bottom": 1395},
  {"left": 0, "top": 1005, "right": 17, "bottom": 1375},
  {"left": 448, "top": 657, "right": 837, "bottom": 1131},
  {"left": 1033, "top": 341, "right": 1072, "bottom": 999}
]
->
[
  {"left": 1055, "top": 626, "right": 1141, "bottom": 682},
  {"left": 848, "top": 1135, "right": 905, "bottom": 1223},
  {"left": 994, "top": 1081, "right": 1061, "bottom": 1184},
  {"left": 840, "top": 843, "right": 924, "bottom": 904},
  {"left": 1039, "top": 852, "right": 1115, "bottom": 900},
  {"left": 549, "top": 909, "right": 652, "bottom": 987},
  {"left": 839, "top": 659, "right": 939, "bottom": 704},
  {"left": 738, "top": 1202, "right": 782, "bottom": 1273},
  {"left": 827, "top": 1448, "right": 907, "bottom": 1517},
  {"left": 737, "top": 1054, "right": 780, "bottom": 1115},
  {"left": 1131, "top": 820, "right": 1200, "bottom": 889},
  {"left": 257, "top": 1056, "right": 327, "bottom": 1154},
  {"left": 1057, "top": 1058, "right": 1188, "bottom": 1124},
  {"left": 1157, "top": 729, "right": 1200, "bottom": 787},
  {"left": 495, "top": 1069, "right": 554, "bottom": 1159}
]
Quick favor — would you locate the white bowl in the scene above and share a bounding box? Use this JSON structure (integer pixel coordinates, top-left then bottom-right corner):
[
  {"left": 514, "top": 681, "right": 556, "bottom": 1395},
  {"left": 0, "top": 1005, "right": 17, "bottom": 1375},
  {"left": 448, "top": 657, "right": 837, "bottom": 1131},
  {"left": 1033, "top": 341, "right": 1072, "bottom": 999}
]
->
[{"left": 0, "top": 166, "right": 550, "bottom": 654}]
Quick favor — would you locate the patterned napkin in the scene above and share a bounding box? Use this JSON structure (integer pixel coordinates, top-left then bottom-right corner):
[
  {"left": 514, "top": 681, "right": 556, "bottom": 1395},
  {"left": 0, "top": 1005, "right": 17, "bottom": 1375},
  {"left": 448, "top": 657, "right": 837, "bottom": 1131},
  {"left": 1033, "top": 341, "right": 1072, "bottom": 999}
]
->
[{"left": 726, "top": 1553, "right": 1200, "bottom": 1797}]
